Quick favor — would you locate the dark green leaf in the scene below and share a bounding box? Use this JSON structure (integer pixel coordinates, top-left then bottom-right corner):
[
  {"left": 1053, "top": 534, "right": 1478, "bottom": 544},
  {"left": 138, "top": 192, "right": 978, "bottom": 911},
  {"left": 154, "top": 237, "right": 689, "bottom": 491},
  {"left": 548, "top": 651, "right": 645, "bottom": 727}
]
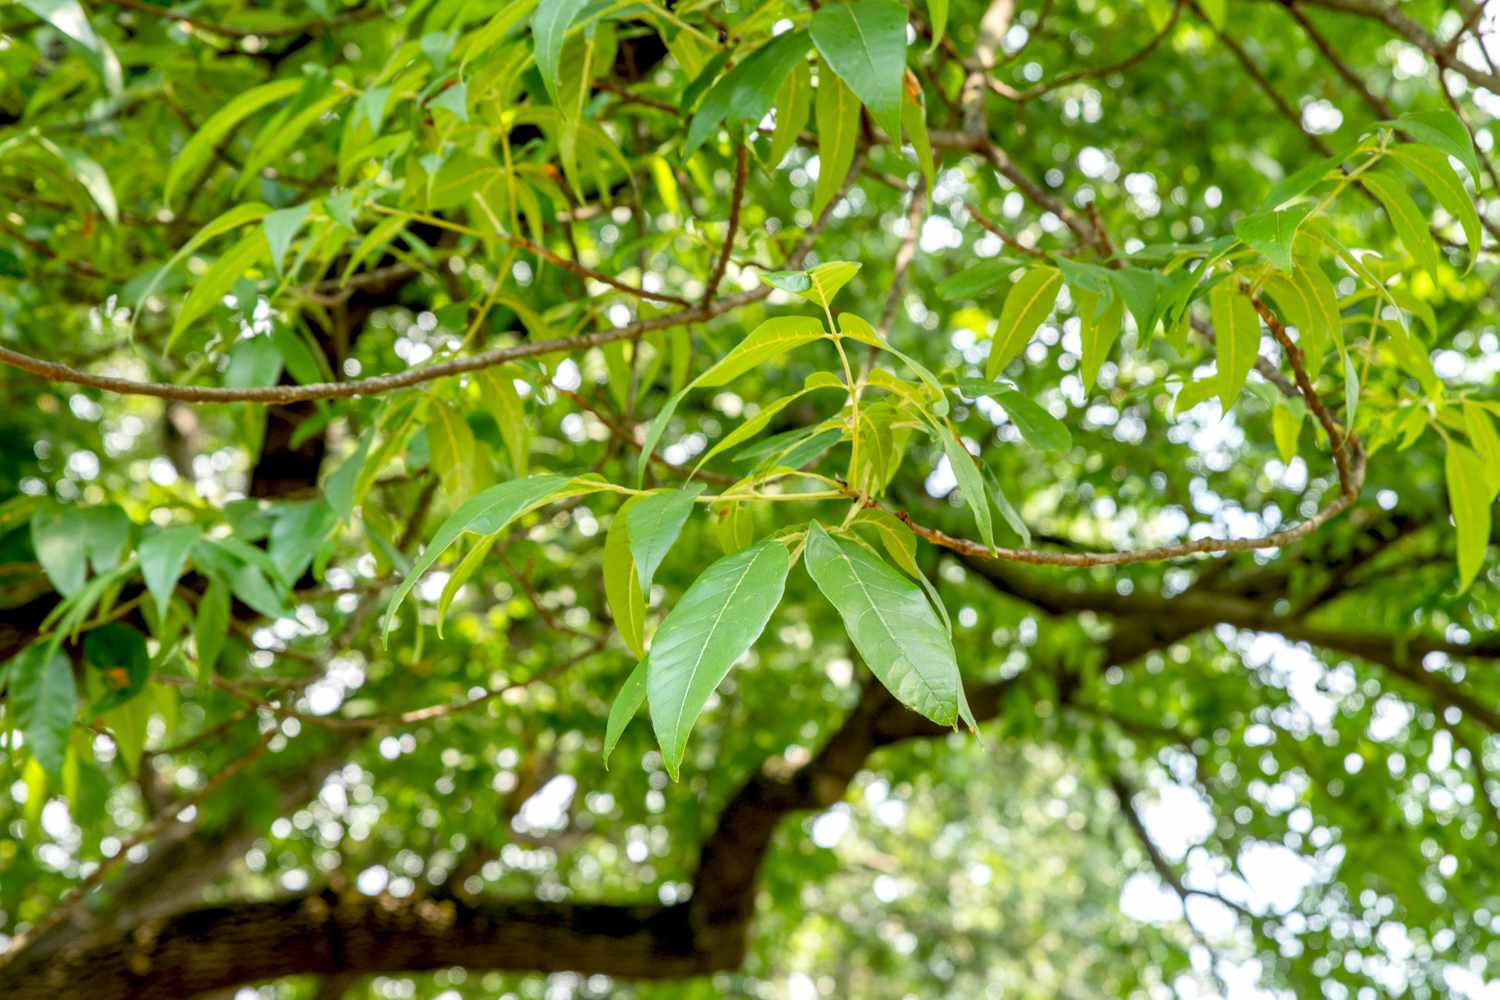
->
[{"left": 810, "top": 0, "right": 907, "bottom": 140}]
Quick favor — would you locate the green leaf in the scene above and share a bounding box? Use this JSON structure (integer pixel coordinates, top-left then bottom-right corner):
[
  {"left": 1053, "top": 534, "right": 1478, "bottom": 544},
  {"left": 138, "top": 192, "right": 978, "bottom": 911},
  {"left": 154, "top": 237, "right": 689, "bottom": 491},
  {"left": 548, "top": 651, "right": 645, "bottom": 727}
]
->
[
  {"left": 475, "top": 369, "right": 530, "bottom": 476},
  {"left": 695, "top": 315, "right": 827, "bottom": 388},
  {"left": 132, "top": 203, "right": 271, "bottom": 334},
  {"left": 810, "top": 0, "right": 907, "bottom": 140},
  {"left": 938, "top": 423, "right": 995, "bottom": 551},
  {"left": 901, "top": 80, "right": 934, "bottom": 193},
  {"left": 1465, "top": 402, "right": 1500, "bottom": 500},
  {"left": 647, "top": 539, "right": 791, "bottom": 778},
  {"left": 637, "top": 387, "right": 687, "bottom": 486},
  {"left": 1272, "top": 401, "right": 1304, "bottom": 464},
  {"left": 21, "top": 0, "right": 121, "bottom": 96},
  {"left": 995, "top": 391, "right": 1072, "bottom": 452},
  {"left": 326, "top": 428, "right": 373, "bottom": 521},
  {"left": 1387, "top": 143, "right": 1482, "bottom": 270},
  {"left": 684, "top": 31, "right": 810, "bottom": 157},
  {"left": 801, "top": 261, "right": 862, "bottom": 310},
  {"left": 1210, "top": 282, "right": 1260, "bottom": 410},
  {"left": 1295, "top": 261, "right": 1344, "bottom": 354},
  {"left": 224, "top": 335, "right": 283, "bottom": 389},
  {"left": 140, "top": 525, "right": 200, "bottom": 621},
  {"left": 83, "top": 623, "right": 150, "bottom": 713},
  {"left": 31, "top": 502, "right": 86, "bottom": 597},
  {"left": 1445, "top": 442, "right": 1490, "bottom": 592},
  {"left": 430, "top": 80, "right": 468, "bottom": 122},
  {"left": 382, "top": 475, "right": 571, "bottom": 642},
  {"left": 986, "top": 266, "right": 1062, "bottom": 380},
  {"left": 628, "top": 484, "right": 705, "bottom": 595},
  {"left": 769, "top": 60, "right": 813, "bottom": 168},
  {"left": 436, "top": 536, "right": 495, "bottom": 637},
  {"left": 170, "top": 232, "right": 268, "bottom": 351},
  {"left": 1361, "top": 171, "right": 1441, "bottom": 275},
  {"left": 812, "top": 65, "right": 860, "bottom": 218},
  {"left": 531, "top": 0, "right": 591, "bottom": 102},
  {"left": 1200, "top": 0, "right": 1227, "bottom": 30},
  {"left": 81, "top": 505, "right": 131, "bottom": 573},
  {"left": 102, "top": 691, "right": 152, "bottom": 776},
  {"left": 1108, "top": 267, "right": 1164, "bottom": 339},
  {"left": 195, "top": 576, "right": 231, "bottom": 676},
  {"left": 1079, "top": 291, "right": 1124, "bottom": 391},
  {"left": 925, "top": 0, "right": 950, "bottom": 51},
  {"left": 603, "top": 659, "right": 648, "bottom": 769},
  {"left": 1384, "top": 109, "right": 1481, "bottom": 184},
  {"left": 164, "top": 79, "right": 303, "bottom": 207},
  {"left": 803, "top": 522, "right": 959, "bottom": 726},
  {"left": 262, "top": 203, "right": 311, "bottom": 276},
  {"left": 268, "top": 499, "right": 336, "bottom": 583},
  {"left": 1233, "top": 203, "right": 1313, "bottom": 271},
  {"left": 1261, "top": 273, "right": 1325, "bottom": 374},
  {"left": 605, "top": 499, "right": 648, "bottom": 659},
  {"left": 9, "top": 645, "right": 76, "bottom": 776},
  {"left": 426, "top": 399, "right": 479, "bottom": 500},
  {"left": 36, "top": 139, "right": 117, "bottom": 224},
  {"left": 1258, "top": 150, "right": 1345, "bottom": 212},
  {"left": 935, "top": 257, "right": 1023, "bottom": 301}
]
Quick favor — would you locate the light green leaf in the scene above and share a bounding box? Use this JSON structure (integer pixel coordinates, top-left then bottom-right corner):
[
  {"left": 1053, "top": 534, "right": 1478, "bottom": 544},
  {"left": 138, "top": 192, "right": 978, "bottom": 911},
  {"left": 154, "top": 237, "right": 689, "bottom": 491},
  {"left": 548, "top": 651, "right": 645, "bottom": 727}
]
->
[
  {"left": 1200, "top": 0, "right": 1227, "bottom": 29},
  {"left": 1233, "top": 203, "right": 1313, "bottom": 271},
  {"left": 995, "top": 391, "right": 1071, "bottom": 452},
  {"left": 810, "top": 0, "right": 907, "bottom": 140},
  {"left": 21, "top": 0, "right": 121, "bottom": 95},
  {"left": 1258, "top": 149, "right": 1346, "bottom": 212},
  {"left": 647, "top": 539, "right": 791, "bottom": 778},
  {"left": 986, "top": 266, "right": 1062, "bottom": 380},
  {"left": 1385, "top": 109, "right": 1481, "bottom": 184},
  {"left": 938, "top": 422, "right": 995, "bottom": 551},
  {"left": 326, "top": 428, "right": 373, "bottom": 521},
  {"left": 769, "top": 60, "right": 813, "bottom": 168},
  {"left": 31, "top": 502, "right": 86, "bottom": 597},
  {"left": 262, "top": 203, "right": 311, "bottom": 276},
  {"left": 803, "top": 522, "right": 959, "bottom": 726},
  {"left": 195, "top": 575, "right": 231, "bottom": 676},
  {"left": 1387, "top": 143, "right": 1482, "bottom": 270},
  {"left": 1210, "top": 282, "right": 1260, "bottom": 410},
  {"left": 1465, "top": 402, "right": 1500, "bottom": 500},
  {"left": 812, "top": 65, "right": 860, "bottom": 218},
  {"left": 10, "top": 645, "right": 76, "bottom": 776},
  {"left": 427, "top": 399, "right": 479, "bottom": 500},
  {"left": 140, "top": 525, "right": 200, "bottom": 621},
  {"left": 935, "top": 257, "right": 1023, "bottom": 301},
  {"left": 475, "top": 369, "right": 530, "bottom": 476},
  {"left": 901, "top": 80, "right": 934, "bottom": 193},
  {"left": 605, "top": 499, "right": 648, "bottom": 659},
  {"left": 684, "top": 31, "right": 810, "bottom": 157},
  {"left": 430, "top": 80, "right": 468, "bottom": 121},
  {"left": 268, "top": 499, "right": 336, "bottom": 583},
  {"left": 1295, "top": 260, "right": 1344, "bottom": 354},
  {"left": 637, "top": 387, "right": 687, "bottom": 486},
  {"left": 1272, "top": 402, "right": 1304, "bottom": 464},
  {"left": 1108, "top": 267, "right": 1164, "bottom": 339},
  {"left": 695, "top": 315, "right": 827, "bottom": 388},
  {"left": 801, "top": 261, "right": 862, "bottom": 310},
  {"left": 35, "top": 138, "right": 117, "bottom": 224},
  {"left": 132, "top": 202, "right": 271, "bottom": 334},
  {"left": 1445, "top": 442, "right": 1490, "bottom": 592},
  {"left": 1079, "top": 291, "right": 1124, "bottom": 391},
  {"left": 603, "top": 659, "right": 648, "bottom": 768},
  {"left": 382, "top": 475, "right": 570, "bottom": 642},
  {"left": 80, "top": 505, "right": 131, "bottom": 573},
  {"left": 164, "top": 79, "right": 303, "bottom": 207},
  {"left": 925, "top": 0, "right": 950, "bottom": 51},
  {"left": 628, "top": 484, "right": 705, "bottom": 595},
  {"left": 169, "top": 232, "right": 268, "bottom": 351},
  {"left": 530, "top": 0, "right": 591, "bottom": 101},
  {"left": 436, "top": 535, "right": 495, "bottom": 637},
  {"left": 1362, "top": 171, "right": 1441, "bottom": 275}
]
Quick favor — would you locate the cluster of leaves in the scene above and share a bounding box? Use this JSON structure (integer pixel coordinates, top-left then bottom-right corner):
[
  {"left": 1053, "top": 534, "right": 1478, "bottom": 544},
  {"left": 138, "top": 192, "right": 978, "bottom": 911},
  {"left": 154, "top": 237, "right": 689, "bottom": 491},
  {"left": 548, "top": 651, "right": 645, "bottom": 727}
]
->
[{"left": 2, "top": 0, "right": 1500, "bottom": 996}]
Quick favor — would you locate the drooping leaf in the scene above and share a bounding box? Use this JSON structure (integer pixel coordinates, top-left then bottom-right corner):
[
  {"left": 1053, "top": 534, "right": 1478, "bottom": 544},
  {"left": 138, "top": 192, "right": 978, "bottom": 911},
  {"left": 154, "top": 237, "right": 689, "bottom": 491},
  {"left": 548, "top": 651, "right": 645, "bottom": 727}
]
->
[
  {"left": 140, "top": 525, "right": 200, "bottom": 621},
  {"left": 9, "top": 645, "right": 76, "bottom": 776},
  {"left": 195, "top": 575, "right": 231, "bottom": 676},
  {"left": 935, "top": 257, "right": 1023, "bottom": 301},
  {"left": 1272, "top": 401, "right": 1304, "bottom": 464},
  {"left": 647, "top": 539, "right": 791, "bottom": 778},
  {"left": 268, "top": 499, "right": 337, "bottom": 583},
  {"left": 382, "top": 475, "right": 571, "bottom": 641},
  {"left": 531, "top": 0, "right": 592, "bottom": 101},
  {"left": 627, "top": 484, "right": 706, "bottom": 595},
  {"left": 1210, "top": 282, "right": 1260, "bottom": 410},
  {"left": 812, "top": 64, "right": 860, "bottom": 218},
  {"left": 605, "top": 499, "right": 648, "bottom": 659},
  {"left": 1233, "top": 203, "right": 1313, "bottom": 271},
  {"left": 684, "top": 31, "right": 811, "bottom": 157},
  {"left": 262, "top": 203, "right": 311, "bottom": 275},
  {"left": 902, "top": 72, "right": 934, "bottom": 192},
  {"left": 1361, "top": 171, "right": 1441, "bottom": 275},
  {"left": 995, "top": 391, "right": 1072, "bottom": 452},
  {"left": 603, "top": 658, "right": 648, "bottom": 768},
  {"left": 1387, "top": 143, "right": 1482, "bottom": 270},
  {"left": 769, "top": 60, "right": 813, "bottom": 168},
  {"left": 986, "top": 266, "right": 1062, "bottom": 379},
  {"left": 1384, "top": 109, "right": 1482, "bottom": 184},
  {"left": 21, "top": 0, "right": 121, "bottom": 95},
  {"left": 637, "top": 387, "right": 687, "bottom": 486},
  {"left": 1079, "top": 291, "right": 1124, "bottom": 391},
  {"left": 1445, "top": 442, "right": 1490, "bottom": 592},
  {"left": 809, "top": 0, "right": 908, "bottom": 140},
  {"left": 804, "top": 522, "right": 959, "bottom": 726},
  {"left": 170, "top": 232, "right": 269, "bottom": 350},
  {"left": 937, "top": 422, "right": 995, "bottom": 552},
  {"left": 1464, "top": 402, "right": 1500, "bottom": 500},
  {"left": 164, "top": 79, "right": 303, "bottom": 207},
  {"left": 31, "top": 502, "right": 86, "bottom": 597}
]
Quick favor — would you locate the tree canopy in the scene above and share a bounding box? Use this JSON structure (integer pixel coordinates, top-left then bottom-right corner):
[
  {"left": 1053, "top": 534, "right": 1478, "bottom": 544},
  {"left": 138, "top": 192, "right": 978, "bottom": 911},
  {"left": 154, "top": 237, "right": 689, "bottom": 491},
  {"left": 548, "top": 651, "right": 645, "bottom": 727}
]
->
[{"left": 1, "top": 0, "right": 1499, "bottom": 997}]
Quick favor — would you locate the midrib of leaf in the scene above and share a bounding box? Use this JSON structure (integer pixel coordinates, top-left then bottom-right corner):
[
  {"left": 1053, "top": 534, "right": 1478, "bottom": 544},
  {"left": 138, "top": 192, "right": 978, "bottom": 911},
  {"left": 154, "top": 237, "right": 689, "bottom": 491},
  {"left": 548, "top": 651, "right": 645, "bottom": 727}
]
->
[
  {"left": 836, "top": 547, "right": 946, "bottom": 707},
  {"left": 665, "top": 548, "right": 763, "bottom": 741}
]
